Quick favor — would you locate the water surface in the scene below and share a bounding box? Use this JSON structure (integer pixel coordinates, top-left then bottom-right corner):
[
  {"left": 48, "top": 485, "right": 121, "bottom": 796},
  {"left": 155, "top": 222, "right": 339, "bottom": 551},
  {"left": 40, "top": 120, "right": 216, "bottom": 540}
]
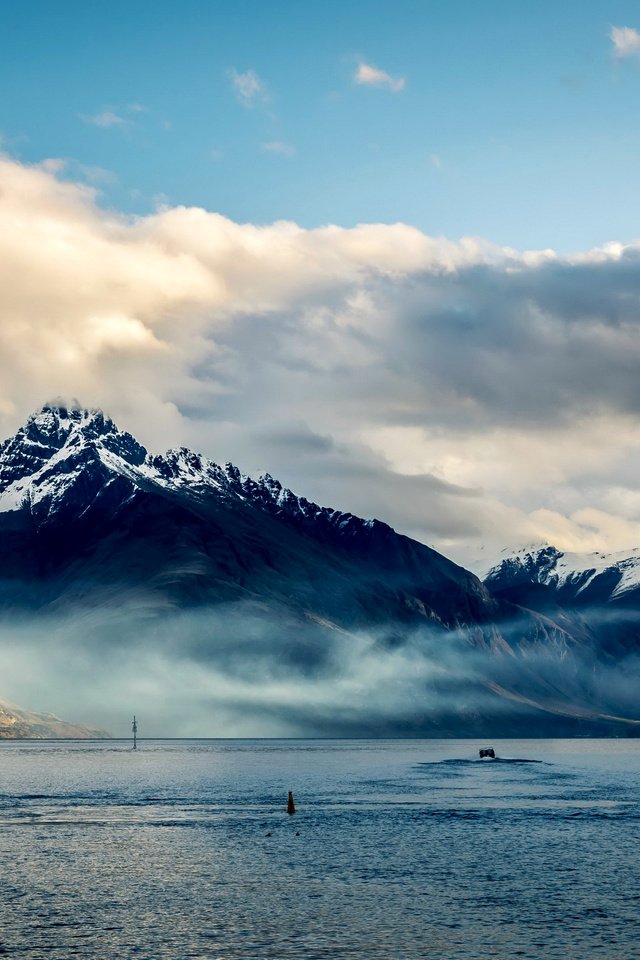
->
[{"left": 1, "top": 738, "right": 638, "bottom": 959}]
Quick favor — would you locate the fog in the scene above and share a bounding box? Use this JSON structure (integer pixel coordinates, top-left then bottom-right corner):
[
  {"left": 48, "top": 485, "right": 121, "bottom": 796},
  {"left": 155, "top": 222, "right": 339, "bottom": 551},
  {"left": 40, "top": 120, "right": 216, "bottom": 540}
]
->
[{"left": 1, "top": 602, "right": 639, "bottom": 738}]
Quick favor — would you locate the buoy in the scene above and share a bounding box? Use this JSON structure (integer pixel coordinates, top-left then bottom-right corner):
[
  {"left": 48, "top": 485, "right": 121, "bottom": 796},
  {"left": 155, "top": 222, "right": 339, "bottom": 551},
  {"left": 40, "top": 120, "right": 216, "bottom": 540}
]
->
[{"left": 287, "top": 791, "right": 296, "bottom": 815}]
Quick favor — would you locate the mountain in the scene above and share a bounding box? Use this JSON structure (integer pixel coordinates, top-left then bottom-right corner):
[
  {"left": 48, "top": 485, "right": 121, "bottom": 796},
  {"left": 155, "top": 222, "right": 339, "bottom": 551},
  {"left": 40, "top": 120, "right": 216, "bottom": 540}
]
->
[
  {"left": 0, "top": 404, "right": 638, "bottom": 737},
  {"left": 0, "top": 403, "right": 497, "bottom": 628},
  {"left": 485, "top": 544, "right": 640, "bottom": 608},
  {"left": 0, "top": 696, "right": 109, "bottom": 739},
  {"left": 484, "top": 544, "right": 640, "bottom": 622},
  {"left": 484, "top": 544, "right": 640, "bottom": 663}
]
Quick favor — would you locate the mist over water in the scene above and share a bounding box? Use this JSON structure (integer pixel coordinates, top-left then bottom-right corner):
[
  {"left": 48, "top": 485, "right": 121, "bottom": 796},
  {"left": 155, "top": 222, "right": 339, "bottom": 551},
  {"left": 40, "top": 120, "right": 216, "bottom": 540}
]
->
[
  {"left": 1, "top": 738, "right": 639, "bottom": 959},
  {"left": 1, "top": 600, "right": 640, "bottom": 737}
]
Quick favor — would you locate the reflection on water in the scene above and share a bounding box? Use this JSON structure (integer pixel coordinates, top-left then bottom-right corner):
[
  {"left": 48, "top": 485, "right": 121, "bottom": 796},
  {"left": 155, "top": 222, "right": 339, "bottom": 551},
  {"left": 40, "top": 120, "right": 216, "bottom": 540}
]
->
[{"left": 0, "top": 738, "right": 639, "bottom": 959}]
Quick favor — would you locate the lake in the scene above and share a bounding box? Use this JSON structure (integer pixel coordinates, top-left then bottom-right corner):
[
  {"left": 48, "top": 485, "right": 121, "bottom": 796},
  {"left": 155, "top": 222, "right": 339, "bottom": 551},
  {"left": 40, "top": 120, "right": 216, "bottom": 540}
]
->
[{"left": 0, "top": 738, "right": 639, "bottom": 959}]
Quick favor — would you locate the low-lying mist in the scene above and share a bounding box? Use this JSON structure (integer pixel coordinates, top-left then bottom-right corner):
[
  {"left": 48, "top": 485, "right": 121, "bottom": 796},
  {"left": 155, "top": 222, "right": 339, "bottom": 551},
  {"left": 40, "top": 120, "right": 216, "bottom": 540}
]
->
[{"left": 1, "top": 599, "right": 640, "bottom": 738}]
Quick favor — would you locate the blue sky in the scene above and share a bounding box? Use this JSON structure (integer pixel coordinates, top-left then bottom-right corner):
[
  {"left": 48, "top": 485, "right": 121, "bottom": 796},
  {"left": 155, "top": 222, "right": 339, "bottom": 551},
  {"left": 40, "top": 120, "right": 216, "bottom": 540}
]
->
[{"left": 2, "top": 0, "right": 640, "bottom": 251}]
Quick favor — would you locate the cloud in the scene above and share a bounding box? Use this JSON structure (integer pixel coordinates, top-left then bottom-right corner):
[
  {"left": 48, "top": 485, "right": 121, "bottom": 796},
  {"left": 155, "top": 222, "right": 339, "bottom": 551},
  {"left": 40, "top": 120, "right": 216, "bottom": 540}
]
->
[
  {"left": 80, "top": 104, "right": 171, "bottom": 136},
  {"left": 611, "top": 25, "right": 640, "bottom": 58},
  {"left": 228, "top": 67, "right": 267, "bottom": 106},
  {"left": 39, "top": 157, "right": 67, "bottom": 175},
  {"left": 40, "top": 157, "right": 116, "bottom": 186},
  {"left": 76, "top": 163, "right": 117, "bottom": 185},
  {"left": 354, "top": 62, "right": 405, "bottom": 92},
  {"left": 262, "top": 140, "right": 295, "bottom": 157},
  {"left": 79, "top": 110, "right": 127, "bottom": 128},
  {"left": 4, "top": 155, "right": 640, "bottom": 565}
]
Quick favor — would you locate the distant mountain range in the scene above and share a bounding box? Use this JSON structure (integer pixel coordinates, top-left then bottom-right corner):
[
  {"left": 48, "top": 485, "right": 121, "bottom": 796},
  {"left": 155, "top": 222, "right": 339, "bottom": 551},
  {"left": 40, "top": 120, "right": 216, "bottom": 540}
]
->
[{"left": 0, "top": 404, "right": 639, "bottom": 737}]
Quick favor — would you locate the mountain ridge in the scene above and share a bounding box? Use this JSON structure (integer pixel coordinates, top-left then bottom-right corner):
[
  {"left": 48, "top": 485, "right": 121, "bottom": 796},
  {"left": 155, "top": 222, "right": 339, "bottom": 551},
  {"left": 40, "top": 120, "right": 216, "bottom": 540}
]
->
[
  {"left": 485, "top": 543, "right": 640, "bottom": 607},
  {"left": 0, "top": 403, "right": 497, "bottom": 628}
]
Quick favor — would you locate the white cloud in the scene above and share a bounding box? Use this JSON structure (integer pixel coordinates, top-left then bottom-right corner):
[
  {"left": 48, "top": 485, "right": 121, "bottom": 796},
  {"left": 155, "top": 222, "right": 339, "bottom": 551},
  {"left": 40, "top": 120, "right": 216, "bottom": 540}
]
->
[
  {"left": 262, "top": 140, "right": 296, "bottom": 157},
  {"left": 79, "top": 110, "right": 127, "bottom": 128},
  {"left": 610, "top": 25, "right": 640, "bottom": 58},
  {"left": 354, "top": 62, "right": 405, "bottom": 92},
  {"left": 228, "top": 68, "right": 267, "bottom": 106},
  {"left": 3, "top": 155, "right": 640, "bottom": 566},
  {"left": 38, "top": 158, "right": 116, "bottom": 186}
]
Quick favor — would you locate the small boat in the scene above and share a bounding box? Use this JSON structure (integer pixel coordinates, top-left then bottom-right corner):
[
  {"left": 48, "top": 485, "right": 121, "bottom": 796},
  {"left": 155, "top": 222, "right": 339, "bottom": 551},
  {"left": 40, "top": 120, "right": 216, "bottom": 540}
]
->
[{"left": 479, "top": 747, "right": 496, "bottom": 759}]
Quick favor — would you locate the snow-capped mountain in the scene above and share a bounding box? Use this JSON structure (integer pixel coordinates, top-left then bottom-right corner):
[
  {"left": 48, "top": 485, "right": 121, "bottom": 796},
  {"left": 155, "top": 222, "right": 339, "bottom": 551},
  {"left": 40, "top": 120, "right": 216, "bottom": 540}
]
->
[
  {"left": 485, "top": 543, "right": 640, "bottom": 606},
  {"left": 0, "top": 403, "right": 495, "bottom": 627}
]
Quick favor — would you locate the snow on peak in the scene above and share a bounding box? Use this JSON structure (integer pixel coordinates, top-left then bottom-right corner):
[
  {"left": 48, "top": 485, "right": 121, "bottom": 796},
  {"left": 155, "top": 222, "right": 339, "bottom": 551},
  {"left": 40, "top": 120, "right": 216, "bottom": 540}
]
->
[
  {"left": 30, "top": 401, "right": 114, "bottom": 435},
  {"left": 0, "top": 402, "right": 376, "bottom": 538},
  {"left": 13, "top": 403, "right": 144, "bottom": 464},
  {"left": 146, "top": 447, "right": 227, "bottom": 492},
  {"left": 0, "top": 403, "right": 147, "bottom": 515},
  {"left": 485, "top": 542, "right": 640, "bottom": 600}
]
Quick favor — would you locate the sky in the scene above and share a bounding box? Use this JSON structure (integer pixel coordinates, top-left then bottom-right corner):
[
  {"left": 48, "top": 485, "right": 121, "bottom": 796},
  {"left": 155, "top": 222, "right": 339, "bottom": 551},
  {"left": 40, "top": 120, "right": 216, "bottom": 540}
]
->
[
  {"left": 2, "top": 1, "right": 640, "bottom": 568},
  {"left": 3, "top": 0, "right": 640, "bottom": 251}
]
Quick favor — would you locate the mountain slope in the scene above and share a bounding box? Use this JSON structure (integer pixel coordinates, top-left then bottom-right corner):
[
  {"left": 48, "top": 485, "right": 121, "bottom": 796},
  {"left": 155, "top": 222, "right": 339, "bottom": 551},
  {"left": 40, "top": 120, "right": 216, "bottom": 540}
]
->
[{"left": 0, "top": 696, "right": 109, "bottom": 739}]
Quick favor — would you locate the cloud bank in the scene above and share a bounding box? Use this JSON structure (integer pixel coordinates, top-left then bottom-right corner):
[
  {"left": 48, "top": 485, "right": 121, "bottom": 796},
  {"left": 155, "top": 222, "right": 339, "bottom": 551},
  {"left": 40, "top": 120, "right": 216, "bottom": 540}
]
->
[{"left": 1, "top": 154, "right": 640, "bottom": 565}]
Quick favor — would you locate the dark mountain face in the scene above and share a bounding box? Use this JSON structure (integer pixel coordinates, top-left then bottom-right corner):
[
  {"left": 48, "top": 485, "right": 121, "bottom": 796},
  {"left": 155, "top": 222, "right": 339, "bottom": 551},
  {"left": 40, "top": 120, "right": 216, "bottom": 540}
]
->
[
  {"left": 0, "top": 405, "right": 639, "bottom": 737},
  {"left": 0, "top": 404, "right": 498, "bottom": 630}
]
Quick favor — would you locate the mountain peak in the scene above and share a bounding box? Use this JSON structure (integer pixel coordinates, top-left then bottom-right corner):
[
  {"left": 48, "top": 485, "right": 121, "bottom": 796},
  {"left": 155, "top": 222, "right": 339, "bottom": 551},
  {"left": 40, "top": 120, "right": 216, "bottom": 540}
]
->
[
  {"left": 0, "top": 403, "right": 147, "bottom": 502},
  {"left": 32, "top": 403, "right": 147, "bottom": 462},
  {"left": 485, "top": 541, "right": 640, "bottom": 606},
  {"left": 27, "top": 402, "right": 117, "bottom": 443}
]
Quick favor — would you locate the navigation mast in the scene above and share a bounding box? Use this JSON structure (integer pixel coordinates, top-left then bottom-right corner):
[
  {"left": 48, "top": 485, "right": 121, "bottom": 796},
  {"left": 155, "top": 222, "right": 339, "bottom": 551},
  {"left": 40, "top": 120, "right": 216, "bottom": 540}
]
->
[{"left": 132, "top": 715, "right": 138, "bottom": 751}]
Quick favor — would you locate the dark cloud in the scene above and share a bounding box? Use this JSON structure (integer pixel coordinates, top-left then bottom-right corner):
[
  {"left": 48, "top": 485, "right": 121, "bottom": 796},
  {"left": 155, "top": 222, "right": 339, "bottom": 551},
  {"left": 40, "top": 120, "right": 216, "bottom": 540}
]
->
[
  {"left": 253, "top": 425, "right": 337, "bottom": 455},
  {"left": 385, "top": 251, "right": 640, "bottom": 428},
  {"left": 189, "top": 245, "right": 640, "bottom": 448}
]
